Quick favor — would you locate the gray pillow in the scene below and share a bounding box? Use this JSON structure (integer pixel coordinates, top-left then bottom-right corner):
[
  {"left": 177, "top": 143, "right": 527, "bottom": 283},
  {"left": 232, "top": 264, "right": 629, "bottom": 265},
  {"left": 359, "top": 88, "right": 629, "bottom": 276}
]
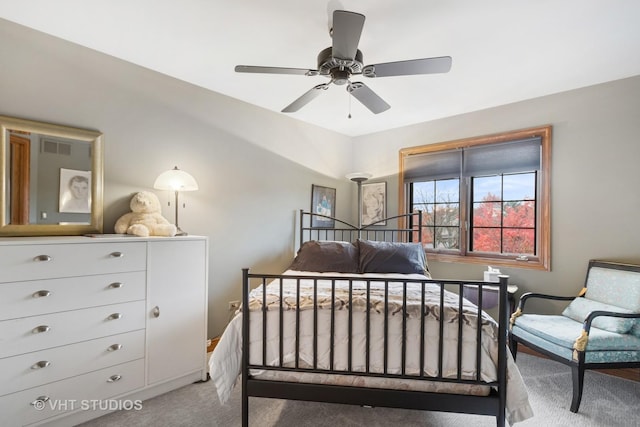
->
[
  {"left": 357, "top": 239, "right": 428, "bottom": 275},
  {"left": 289, "top": 240, "right": 359, "bottom": 273}
]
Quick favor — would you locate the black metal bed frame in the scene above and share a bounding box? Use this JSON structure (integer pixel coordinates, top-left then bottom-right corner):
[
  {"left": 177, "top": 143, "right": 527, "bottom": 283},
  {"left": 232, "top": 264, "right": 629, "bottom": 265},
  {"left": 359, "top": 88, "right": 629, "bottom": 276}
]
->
[
  {"left": 241, "top": 211, "right": 509, "bottom": 426},
  {"left": 299, "top": 209, "right": 421, "bottom": 245}
]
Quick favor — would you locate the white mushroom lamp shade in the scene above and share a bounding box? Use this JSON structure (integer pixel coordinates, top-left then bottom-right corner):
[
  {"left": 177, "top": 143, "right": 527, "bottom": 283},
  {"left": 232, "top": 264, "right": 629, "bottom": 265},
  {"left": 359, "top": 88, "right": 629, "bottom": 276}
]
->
[
  {"left": 345, "top": 172, "right": 372, "bottom": 183},
  {"left": 153, "top": 166, "right": 198, "bottom": 236},
  {"left": 153, "top": 166, "right": 199, "bottom": 192}
]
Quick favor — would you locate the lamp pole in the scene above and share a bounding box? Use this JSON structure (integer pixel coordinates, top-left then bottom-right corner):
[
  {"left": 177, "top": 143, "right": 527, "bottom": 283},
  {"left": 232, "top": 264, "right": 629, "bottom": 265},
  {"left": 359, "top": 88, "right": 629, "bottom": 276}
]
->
[
  {"left": 346, "top": 172, "right": 371, "bottom": 236},
  {"left": 173, "top": 190, "right": 186, "bottom": 236}
]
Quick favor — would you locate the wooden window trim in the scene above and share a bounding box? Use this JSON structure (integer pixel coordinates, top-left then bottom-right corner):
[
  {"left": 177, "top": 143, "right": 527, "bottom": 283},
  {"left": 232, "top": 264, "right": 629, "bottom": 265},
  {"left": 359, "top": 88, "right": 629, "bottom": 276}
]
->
[{"left": 399, "top": 125, "right": 551, "bottom": 271}]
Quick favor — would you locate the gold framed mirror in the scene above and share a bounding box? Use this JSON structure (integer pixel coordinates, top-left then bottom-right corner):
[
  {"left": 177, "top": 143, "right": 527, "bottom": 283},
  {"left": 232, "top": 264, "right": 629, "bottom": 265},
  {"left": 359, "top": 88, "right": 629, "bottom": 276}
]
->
[{"left": 0, "top": 115, "right": 103, "bottom": 236}]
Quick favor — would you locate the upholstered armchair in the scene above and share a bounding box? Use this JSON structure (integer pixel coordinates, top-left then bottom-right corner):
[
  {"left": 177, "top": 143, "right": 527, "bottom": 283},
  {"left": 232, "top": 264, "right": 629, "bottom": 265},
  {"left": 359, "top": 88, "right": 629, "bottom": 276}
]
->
[{"left": 509, "top": 260, "right": 640, "bottom": 413}]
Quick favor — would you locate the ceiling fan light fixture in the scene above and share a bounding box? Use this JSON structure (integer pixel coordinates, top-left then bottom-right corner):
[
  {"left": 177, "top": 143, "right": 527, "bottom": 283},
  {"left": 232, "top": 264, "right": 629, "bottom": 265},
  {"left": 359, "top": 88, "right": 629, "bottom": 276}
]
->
[{"left": 332, "top": 69, "right": 350, "bottom": 85}]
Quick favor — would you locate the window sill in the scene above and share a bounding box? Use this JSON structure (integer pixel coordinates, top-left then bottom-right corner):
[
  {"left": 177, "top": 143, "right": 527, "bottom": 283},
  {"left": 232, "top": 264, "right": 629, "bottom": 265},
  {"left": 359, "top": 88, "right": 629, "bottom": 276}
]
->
[{"left": 426, "top": 252, "right": 550, "bottom": 271}]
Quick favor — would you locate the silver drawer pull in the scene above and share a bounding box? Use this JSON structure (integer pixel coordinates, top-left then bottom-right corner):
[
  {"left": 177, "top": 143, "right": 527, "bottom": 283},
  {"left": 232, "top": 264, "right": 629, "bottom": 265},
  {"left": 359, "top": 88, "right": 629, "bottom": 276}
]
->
[
  {"left": 107, "top": 344, "right": 123, "bottom": 352},
  {"left": 31, "top": 361, "right": 51, "bottom": 369},
  {"left": 107, "top": 313, "right": 123, "bottom": 320},
  {"left": 109, "top": 251, "right": 124, "bottom": 258},
  {"left": 32, "top": 325, "right": 51, "bottom": 334},
  {"left": 33, "top": 254, "right": 52, "bottom": 262},
  {"left": 152, "top": 306, "right": 160, "bottom": 318},
  {"left": 107, "top": 374, "right": 122, "bottom": 383},
  {"left": 108, "top": 282, "right": 124, "bottom": 289},
  {"left": 30, "top": 396, "right": 50, "bottom": 406},
  {"left": 32, "top": 290, "right": 51, "bottom": 298}
]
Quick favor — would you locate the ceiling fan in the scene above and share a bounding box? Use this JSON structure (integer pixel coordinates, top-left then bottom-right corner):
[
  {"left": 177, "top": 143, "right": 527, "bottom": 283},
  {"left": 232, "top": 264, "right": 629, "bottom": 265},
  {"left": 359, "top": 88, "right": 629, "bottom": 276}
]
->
[{"left": 235, "top": 10, "right": 452, "bottom": 115}]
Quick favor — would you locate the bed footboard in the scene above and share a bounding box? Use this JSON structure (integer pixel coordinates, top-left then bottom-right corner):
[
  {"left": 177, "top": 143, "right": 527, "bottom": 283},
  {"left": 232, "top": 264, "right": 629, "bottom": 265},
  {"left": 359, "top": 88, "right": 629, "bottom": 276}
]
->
[{"left": 241, "top": 270, "right": 509, "bottom": 427}]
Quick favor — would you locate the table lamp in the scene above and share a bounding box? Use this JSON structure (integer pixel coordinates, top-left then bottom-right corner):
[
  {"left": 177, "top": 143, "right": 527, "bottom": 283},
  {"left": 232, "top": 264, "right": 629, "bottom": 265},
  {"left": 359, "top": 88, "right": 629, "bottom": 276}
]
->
[{"left": 153, "top": 166, "right": 198, "bottom": 236}]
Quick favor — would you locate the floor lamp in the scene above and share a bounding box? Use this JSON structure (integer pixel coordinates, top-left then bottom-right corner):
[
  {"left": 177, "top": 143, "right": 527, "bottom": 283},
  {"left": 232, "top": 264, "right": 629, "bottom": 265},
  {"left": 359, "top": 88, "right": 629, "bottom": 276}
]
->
[
  {"left": 346, "top": 172, "right": 372, "bottom": 229},
  {"left": 153, "top": 166, "right": 199, "bottom": 236}
]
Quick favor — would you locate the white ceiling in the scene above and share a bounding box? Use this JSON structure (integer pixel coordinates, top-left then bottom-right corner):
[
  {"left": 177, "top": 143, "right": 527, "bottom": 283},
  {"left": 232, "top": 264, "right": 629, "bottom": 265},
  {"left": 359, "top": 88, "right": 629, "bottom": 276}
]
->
[{"left": 2, "top": 0, "right": 640, "bottom": 137}]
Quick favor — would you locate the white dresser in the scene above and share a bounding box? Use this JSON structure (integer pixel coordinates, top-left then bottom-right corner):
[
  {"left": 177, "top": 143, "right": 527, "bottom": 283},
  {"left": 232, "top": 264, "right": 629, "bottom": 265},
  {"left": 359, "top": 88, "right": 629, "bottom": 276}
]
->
[{"left": 0, "top": 235, "right": 208, "bottom": 427}]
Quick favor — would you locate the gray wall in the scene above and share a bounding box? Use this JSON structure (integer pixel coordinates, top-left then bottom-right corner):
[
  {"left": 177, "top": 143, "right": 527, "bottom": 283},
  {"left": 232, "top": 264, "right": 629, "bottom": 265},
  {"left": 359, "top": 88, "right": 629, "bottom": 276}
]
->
[
  {"left": 353, "top": 75, "right": 640, "bottom": 314},
  {"left": 2, "top": 18, "right": 640, "bottom": 335},
  {"left": 0, "top": 19, "right": 353, "bottom": 338}
]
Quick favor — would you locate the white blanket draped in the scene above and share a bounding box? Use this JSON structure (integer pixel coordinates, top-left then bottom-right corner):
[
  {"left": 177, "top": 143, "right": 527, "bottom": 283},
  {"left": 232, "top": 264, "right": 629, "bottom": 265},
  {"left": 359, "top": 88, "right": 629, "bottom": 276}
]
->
[{"left": 210, "top": 271, "right": 533, "bottom": 425}]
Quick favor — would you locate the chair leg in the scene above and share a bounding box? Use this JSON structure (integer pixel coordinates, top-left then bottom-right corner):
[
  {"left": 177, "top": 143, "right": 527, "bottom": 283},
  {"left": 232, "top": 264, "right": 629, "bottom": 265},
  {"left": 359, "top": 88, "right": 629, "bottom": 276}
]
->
[{"left": 570, "top": 363, "right": 585, "bottom": 413}]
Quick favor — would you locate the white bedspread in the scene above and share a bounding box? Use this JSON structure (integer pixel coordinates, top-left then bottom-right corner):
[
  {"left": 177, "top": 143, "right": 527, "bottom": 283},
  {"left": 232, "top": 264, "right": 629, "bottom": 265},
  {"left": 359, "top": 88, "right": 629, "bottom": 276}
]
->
[{"left": 210, "top": 271, "right": 533, "bottom": 425}]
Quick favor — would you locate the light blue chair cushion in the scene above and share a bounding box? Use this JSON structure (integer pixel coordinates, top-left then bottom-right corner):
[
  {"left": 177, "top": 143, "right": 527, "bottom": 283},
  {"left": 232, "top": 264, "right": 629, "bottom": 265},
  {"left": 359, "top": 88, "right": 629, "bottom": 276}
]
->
[
  {"left": 561, "top": 298, "right": 636, "bottom": 334},
  {"left": 513, "top": 314, "right": 640, "bottom": 363},
  {"left": 585, "top": 266, "right": 640, "bottom": 311}
]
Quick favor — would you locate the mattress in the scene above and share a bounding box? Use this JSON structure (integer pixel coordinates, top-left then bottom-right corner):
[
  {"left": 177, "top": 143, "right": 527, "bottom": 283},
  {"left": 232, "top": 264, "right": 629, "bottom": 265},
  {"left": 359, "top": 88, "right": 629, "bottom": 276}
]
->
[{"left": 210, "top": 271, "right": 533, "bottom": 424}]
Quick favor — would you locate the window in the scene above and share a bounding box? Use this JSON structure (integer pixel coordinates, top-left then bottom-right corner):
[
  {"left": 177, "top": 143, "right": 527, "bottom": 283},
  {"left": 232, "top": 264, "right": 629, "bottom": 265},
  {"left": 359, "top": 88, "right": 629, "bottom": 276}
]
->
[{"left": 400, "top": 125, "right": 551, "bottom": 271}]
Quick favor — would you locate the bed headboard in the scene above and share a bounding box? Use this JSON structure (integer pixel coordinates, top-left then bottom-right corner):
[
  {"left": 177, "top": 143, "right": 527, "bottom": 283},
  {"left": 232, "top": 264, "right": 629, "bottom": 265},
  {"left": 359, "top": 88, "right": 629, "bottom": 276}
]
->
[{"left": 299, "top": 209, "right": 422, "bottom": 246}]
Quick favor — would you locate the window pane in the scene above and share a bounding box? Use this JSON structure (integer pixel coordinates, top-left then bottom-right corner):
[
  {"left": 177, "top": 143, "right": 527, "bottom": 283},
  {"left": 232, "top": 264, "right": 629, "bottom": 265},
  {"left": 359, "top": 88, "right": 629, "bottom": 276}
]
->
[
  {"left": 422, "top": 226, "right": 434, "bottom": 248},
  {"left": 413, "top": 181, "right": 434, "bottom": 204},
  {"left": 503, "top": 201, "right": 535, "bottom": 227},
  {"left": 435, "top": 226, "right": 459, "bottom": 249},
  {"left": 473, "top": 202, "right": 501, "bottom": 226},
  {"left": 473, "top": 176, "right": 501, "bottom": 202},
  {"left": 503, "top": 173, "right": 535, "bottom": 201},
  {"left": 435, "top": 203, "right": 459, "bottom": 226},
  {"left": 435, "top": 179, "right": 459, "bottom": 202},
  {"left": 503, "top": 228, "right": 535, "bottom": 254},
  {"left": 472, "top": 228, "right": 501, "bottom": 252}
]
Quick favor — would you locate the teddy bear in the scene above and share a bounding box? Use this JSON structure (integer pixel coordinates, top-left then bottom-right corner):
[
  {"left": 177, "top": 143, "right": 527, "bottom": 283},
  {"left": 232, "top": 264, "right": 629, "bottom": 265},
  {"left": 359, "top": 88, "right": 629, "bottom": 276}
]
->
[{"left": 114, "top": 191, "right": 177, "bottom": 237}]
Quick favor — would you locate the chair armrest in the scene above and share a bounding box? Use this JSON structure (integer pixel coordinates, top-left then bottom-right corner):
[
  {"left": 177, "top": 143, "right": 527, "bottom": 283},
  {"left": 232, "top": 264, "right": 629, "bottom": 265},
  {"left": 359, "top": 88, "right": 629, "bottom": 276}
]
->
[
  {"left": 517, "top": 292, "right": 575, "bottom": 312},
  {"left": 509, "top": 292, "right": 576, "bottom": 329},
  {"left": 571, "top": 311, "right": 640, "bottom": 358},
  {"left": 582, "top": 311, "right": 640, "bottom": 334}
]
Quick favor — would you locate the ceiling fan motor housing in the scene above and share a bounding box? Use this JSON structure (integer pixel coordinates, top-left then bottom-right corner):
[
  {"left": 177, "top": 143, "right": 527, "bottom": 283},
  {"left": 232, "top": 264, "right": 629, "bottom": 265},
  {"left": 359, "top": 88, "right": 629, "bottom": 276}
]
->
[{"left": 317, "top": 47, "right": 363, "bottom": 85}]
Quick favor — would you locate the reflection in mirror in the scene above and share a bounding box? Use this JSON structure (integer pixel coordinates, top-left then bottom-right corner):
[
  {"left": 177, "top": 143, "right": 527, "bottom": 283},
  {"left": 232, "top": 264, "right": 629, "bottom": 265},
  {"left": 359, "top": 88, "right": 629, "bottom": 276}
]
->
[{"left": 1, "top": 115, "right": 103, "bottom": 236}]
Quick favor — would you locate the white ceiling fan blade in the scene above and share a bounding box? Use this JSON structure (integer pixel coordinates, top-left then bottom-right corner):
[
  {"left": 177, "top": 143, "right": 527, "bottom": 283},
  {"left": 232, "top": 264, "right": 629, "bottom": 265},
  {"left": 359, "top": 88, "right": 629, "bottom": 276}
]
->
[
  {"left": 347, "top": 82, "right": 390, "bottom": 114},
  {"left": 282, "top": 83, "right": 330, "bottom": 113},
  {"left": 331, "top": 10, "right": 365, "bottom": 60},
  {"left": 362, "top": 56, "right": 452, "bottom": 78},
  {"left": 235, "top": 65, "right": 317, "bottom": 76}
]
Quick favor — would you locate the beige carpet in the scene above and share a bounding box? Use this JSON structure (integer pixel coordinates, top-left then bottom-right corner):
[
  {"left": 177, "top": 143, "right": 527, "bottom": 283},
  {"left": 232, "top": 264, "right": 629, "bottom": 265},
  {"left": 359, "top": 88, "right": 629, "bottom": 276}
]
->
[{"left": 79, "top": 353, "right": 639, "bottom": 426}]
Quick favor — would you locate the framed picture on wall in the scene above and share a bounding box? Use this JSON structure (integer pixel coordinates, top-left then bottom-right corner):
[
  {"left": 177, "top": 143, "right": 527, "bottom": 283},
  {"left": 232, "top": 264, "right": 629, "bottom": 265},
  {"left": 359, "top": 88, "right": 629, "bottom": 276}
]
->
[
  {"left": 362, "top": 181, "right": 386, "bottom": 226},
  {"left": 59, "top": 168, "right": 91, "bottom": 213},
  {"left": 311, "top": 184, "right": 336, "bottom": 228}
]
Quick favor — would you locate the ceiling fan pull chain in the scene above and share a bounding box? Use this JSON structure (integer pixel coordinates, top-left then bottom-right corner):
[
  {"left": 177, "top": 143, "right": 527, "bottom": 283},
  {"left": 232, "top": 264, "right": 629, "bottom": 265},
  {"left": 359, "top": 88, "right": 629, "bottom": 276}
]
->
[{"left": 348, "top": 90, "right": 352, "bottom": 119}]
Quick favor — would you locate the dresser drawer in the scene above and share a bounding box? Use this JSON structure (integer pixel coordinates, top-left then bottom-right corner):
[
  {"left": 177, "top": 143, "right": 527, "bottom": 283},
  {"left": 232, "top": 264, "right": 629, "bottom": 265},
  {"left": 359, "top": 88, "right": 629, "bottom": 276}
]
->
[
  {"left": 0, "top": 300, "right": 146, "bottom": 359},
  {"left": 0, "top": 358, "right": 145, "bottom": 427},
  {"left": 0, "top": 242, "right": 146, "bottom": 283},
  {"left": 0, "top": 271, "right": 146, "bottom": 321},
  {"left": 0, "top": 329, "right": 145, "bottom": 396}
]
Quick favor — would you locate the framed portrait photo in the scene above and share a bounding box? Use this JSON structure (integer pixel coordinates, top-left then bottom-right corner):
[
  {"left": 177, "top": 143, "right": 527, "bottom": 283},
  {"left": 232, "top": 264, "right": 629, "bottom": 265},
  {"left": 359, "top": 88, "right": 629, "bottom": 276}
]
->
[
  {"left": 361, "top": 181, "right": 386, "bottom": 226},
  {"left": 59, "top": 168, "right": 91, "bottom": 213},
  {"left": 311, "top": 184, "right": 336, "bottom": 228}
]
